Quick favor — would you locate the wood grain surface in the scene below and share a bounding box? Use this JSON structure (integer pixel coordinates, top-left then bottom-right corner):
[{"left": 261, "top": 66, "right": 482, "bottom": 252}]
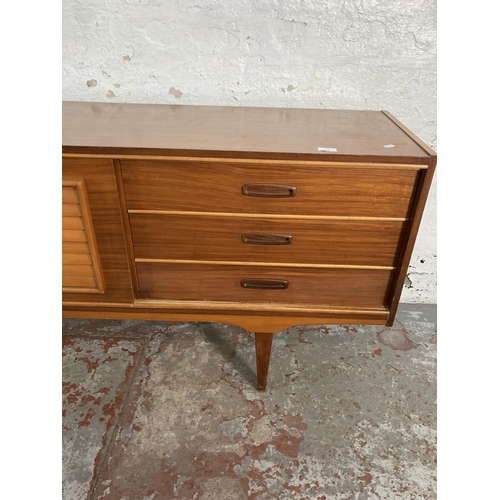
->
[
  {"left": 63, "top": 101, "right": 432, "bottom": 160},
  {"left": 121, "top": 160, "right": 419, "bottom": 218},
  {"left": 136, "top": 262, "right": 393, "bottom": 307},
  {"left": 62, "top": 307, "right": 388, "bottom": 332},
  {"left": 129, "top": 213, "right": 406, "bottom": 267}
]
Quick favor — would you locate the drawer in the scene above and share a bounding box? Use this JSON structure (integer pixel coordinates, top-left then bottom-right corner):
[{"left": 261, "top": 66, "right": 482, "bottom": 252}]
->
[
  {"left": 121, "top": 160, "right": 419, "bottom": 218},
  {"left": 136, "top": 262, "right": 393, "bottom": 308},
  {"left": 129, "top": 214, "right": 406, "bottom": 267}
]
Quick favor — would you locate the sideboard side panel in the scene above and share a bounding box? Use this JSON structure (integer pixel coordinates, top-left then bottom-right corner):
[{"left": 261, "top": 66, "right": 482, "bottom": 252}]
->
[{"left": 386, "top": 160, "right": 436, "bottom": 325}]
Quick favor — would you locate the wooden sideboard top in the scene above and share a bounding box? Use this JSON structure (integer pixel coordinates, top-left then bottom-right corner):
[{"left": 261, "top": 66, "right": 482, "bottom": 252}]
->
[{"left": 62, "top": 101, "right": 435, "bottom": 162}]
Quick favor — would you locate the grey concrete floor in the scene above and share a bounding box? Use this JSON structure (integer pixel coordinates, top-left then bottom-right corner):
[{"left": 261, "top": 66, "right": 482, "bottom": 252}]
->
[{"left": 62, "top": 304, "right": 436, "bottom": 500}]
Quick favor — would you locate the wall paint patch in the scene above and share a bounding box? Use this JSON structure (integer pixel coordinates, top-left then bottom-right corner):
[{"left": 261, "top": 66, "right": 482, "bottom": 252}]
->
[{"left": 169, "top": 87, "right": 183, "bottom": 99}]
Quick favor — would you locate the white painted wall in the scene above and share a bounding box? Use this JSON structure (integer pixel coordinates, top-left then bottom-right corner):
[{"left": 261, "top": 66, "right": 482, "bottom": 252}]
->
[{"left": 62, "top": 0, "right": 437, "bottom": 303}]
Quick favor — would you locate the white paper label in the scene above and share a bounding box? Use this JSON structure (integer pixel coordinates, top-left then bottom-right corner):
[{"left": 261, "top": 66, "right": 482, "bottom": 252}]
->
[
  {"left": 318, "top": 147, "right": 337, "bottom": 152},
  {"left": 384, "top": 144, "right": 396, "bottom": 148}
]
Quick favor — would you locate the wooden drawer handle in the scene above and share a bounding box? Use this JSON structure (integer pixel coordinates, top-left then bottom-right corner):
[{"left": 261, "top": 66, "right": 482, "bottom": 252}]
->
[
  {"left": 241, "top": 278, "right": 289, "bottom": 290},
  {"left": 242, "top": 184, "right": 296, "bottom": 198},
  {"left": 242, "top": 233, "right": 293, "bottom": 245}
]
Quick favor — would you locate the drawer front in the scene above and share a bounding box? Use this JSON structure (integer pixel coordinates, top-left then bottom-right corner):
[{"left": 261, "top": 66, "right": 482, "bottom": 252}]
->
[
  {"left": 137, "top": 262, "right": 393, "bottom": 308},
  {"left": 121, "top": 160, "right": 419, "bottom": 218},
  {"left": 129, "top": 214, "right": 406, "bottom": 267}
]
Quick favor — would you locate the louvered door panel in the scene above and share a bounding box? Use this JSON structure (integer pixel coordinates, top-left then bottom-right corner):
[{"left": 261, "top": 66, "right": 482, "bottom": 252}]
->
[{"left": 62, "top": 180, "right": 105, "bottom": 293}]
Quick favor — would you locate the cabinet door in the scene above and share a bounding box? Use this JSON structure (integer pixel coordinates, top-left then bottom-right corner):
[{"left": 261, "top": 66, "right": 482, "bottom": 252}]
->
[
  {"left": 62, "top": 158, "right": 134, "bottom": 304},
  {"left": 62, "top": 179, "right": 105, "bottom": 293}
]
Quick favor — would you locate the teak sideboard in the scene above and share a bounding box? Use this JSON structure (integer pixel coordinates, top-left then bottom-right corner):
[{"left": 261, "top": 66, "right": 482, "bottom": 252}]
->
[{"left": 62, "top": 101, "right": 436, "bottom": 391}]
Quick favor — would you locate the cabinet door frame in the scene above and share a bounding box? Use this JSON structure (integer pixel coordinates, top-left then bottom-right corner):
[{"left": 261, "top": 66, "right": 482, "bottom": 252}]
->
[{"left": 62, "top": 157, "right": 135, "bottom": 305}]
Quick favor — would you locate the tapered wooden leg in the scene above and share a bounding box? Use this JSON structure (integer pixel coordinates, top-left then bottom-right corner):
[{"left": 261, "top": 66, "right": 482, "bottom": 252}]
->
[{"left": 255, "top": 332, "right": 274, "bottom": 392}]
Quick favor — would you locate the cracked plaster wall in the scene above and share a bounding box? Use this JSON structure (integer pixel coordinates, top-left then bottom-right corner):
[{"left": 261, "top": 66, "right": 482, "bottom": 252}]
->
[{"left": 62, "top": 0, "right": 437, "bottom": 303}]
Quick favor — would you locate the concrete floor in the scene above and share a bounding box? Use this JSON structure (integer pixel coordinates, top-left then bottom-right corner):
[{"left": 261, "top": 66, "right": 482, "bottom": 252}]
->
[{"left": 62, "top": 304, "right": 437, "bottom": 500}]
